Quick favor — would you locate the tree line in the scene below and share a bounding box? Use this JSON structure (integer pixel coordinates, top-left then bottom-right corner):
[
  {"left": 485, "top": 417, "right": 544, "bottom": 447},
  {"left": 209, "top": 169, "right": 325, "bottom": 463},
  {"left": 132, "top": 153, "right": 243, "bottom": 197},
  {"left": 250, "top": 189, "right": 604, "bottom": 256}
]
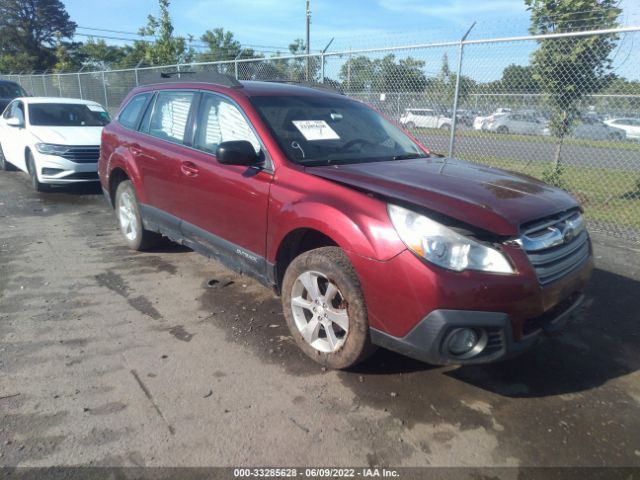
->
[{"left": 0, "top": 0, "right": 313, "bottom": 72}]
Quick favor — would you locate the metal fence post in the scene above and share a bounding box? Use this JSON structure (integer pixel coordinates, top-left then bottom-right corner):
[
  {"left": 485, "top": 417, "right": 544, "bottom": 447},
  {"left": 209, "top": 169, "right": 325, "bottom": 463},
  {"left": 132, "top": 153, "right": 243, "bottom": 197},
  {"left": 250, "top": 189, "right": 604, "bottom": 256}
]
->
[
  {"left": 134, "top": 59, "right": 143, "bottom": 87},
  {"left": 448, "top": 22, "right": 476, "bottom": 158},
  {"left": 320, "top": 39, "right": 334, "bottom": 84},
  {"left": 42, "top": 70, "right": 48, "bottom": 96},
  {"left": 77, "top": 66, "right": 85, "bottom": 99},
  {"left": 77, "top": 73, "right": 83, "bottom": 99},
  {"left": 101, "top": 71, "right": 108, "bottom": 109}
]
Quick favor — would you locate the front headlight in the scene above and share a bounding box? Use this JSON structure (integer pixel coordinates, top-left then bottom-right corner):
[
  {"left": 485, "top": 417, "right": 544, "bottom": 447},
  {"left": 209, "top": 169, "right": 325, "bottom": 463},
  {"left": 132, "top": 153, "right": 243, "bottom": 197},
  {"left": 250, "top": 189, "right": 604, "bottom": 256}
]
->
[
  {"left": 388, "top": 204, "right": 514, "bottom": 274},
  {"left": 35, "top": 143, "right": 69, "bottom": 156}
]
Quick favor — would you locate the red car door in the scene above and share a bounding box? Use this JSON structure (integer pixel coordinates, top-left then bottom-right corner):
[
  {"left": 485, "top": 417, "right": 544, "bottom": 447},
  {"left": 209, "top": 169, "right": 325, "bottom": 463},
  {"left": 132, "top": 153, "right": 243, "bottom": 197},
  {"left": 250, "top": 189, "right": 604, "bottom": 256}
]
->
[
  {"left": 134, "top": 90, "right": 198, "bottom": 223},
  {"left": 175, "top": 91, "right": 273, "bottom": 275}
]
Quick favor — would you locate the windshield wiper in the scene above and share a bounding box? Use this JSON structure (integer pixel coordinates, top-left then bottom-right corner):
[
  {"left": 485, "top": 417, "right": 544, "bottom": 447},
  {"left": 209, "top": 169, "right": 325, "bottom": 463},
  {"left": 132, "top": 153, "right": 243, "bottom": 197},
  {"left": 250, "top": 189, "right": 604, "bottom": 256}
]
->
[{"left": 392, "top": 153, "right": 430, "bottom": 160}]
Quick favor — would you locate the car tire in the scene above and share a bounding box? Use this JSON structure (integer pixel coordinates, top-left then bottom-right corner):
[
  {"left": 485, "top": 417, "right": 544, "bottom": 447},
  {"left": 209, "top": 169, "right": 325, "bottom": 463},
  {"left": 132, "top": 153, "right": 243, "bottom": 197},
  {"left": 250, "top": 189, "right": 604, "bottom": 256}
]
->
[
  {"left": 114, "top": 180, "right": 160, "bottom": 251},
  {"left": 608, "top": 132, "right": 623, "bottom": 141},
  {"left": 440, "top": 123, "right": 451, "bottom": 130},
  {"left": 0, "top": 144, "right": 16, "bottom": 171},
  {"left": 406, "top": 121, "right": 416, "bottom": 129},
  {"left": 26, "top": 151, "right": 49, "bottom": 192},
  {"left": 496, "top": 126, "right": 509, "bottom": 134},
  {"left": 282, "top": 246, "right": 377, "bottom": 369}
]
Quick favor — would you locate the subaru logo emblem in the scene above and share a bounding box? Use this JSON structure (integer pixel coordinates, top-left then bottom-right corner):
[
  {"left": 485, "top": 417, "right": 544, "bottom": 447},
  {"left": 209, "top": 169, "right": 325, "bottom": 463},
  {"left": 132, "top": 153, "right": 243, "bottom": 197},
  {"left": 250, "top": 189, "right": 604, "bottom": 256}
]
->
[{"left": 563, "top": 226, "right": 575, "bottom": 244}]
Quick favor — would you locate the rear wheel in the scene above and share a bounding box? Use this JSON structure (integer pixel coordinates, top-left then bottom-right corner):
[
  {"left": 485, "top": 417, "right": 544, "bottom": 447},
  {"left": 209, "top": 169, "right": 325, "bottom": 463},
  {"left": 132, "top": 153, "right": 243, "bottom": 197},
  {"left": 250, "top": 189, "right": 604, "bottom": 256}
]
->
[
  {"left": 26, "top": 151, "right": 49, "bottom": 192},
  {"left": 0, "top": 144, "right": 16, "bottom": 171},
  {"left": 115, "top": 180, "right": 160, "bottom": 250},
  {"left": 440, "top": 123, "right": 451, "bottom": 130},
  {"left": 405, "top": 121, "right": 416, "bottom": 129},
  {"left": 282, "top": 247, "right": 376, "bottom": 369}
]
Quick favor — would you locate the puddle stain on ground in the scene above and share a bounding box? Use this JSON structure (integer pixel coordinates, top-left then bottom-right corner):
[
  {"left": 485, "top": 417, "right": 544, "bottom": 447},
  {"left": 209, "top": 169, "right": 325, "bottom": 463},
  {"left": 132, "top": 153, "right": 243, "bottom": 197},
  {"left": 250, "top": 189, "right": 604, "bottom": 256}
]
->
[
  {"left": 169, "top": 325, "right": 194, "bottom": 342},
  {"left": 95, "top": 270, "right": 162, "bottom": 320}
]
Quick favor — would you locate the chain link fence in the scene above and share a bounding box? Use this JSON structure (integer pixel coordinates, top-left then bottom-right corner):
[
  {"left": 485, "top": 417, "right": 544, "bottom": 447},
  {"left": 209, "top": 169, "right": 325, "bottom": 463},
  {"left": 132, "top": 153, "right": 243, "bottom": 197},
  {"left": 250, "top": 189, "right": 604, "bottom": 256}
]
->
[{"left": 2, "top": 26, "right": 639, "bottom": 241}]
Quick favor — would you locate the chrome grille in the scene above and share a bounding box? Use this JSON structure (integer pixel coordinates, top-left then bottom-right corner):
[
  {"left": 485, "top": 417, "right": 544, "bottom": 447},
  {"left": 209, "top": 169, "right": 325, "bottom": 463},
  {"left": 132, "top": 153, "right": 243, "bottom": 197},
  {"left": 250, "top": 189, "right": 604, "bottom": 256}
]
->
[
  {"left": 59, "top": 146, "right": 100, "bottom": 163},
  {"left": 520, "top": 210, "right": 590, "bottom": 286}
]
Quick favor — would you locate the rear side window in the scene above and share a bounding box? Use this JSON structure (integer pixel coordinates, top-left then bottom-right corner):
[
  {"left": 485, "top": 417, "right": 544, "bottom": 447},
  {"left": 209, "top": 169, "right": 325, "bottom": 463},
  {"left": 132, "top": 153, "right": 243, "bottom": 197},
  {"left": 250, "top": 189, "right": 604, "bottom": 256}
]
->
[
  {"left": 118, "top": 93, "right": 150, "bottom": 129},
  {"left": 148, "top": 91, "right": 195, "bottom": 144}
]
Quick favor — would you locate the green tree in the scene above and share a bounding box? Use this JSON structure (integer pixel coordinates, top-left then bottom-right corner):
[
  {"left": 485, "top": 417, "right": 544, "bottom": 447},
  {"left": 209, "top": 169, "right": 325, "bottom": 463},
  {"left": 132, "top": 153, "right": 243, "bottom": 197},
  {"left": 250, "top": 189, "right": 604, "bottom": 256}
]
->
[
  {"left": 339, "top": 54, "right": 427, "bottom": 92},
  {"left": 78, "top": 38, "right": 128, "bottom": 70},
  {"left": 138, "top": 0, "right": 191, "bottom": 65},
  {"left": 525, "top": 0, "right": 621, "bottom": 180},
  {"left": 196, "top": 28, "right": 258, "bottom": 62},
  {"left": 498, "top": 64, "right": 539, "bottom": 93},
  {"left": 0, "top": 0, "right": 76, "bottom": 71},
  {"left": 339, "top": 55, "right": 375, "bottom": 91}
]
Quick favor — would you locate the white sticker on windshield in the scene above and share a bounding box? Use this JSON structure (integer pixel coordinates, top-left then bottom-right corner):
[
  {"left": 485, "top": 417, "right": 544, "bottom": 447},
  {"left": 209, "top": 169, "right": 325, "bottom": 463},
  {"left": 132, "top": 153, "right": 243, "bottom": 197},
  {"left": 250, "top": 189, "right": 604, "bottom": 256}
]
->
[
  {"left": 292, "top": 120, "right": 340, "bottom": 141},
  {"left": 87, "top": 105, "right": 106, "bottom": 112}
]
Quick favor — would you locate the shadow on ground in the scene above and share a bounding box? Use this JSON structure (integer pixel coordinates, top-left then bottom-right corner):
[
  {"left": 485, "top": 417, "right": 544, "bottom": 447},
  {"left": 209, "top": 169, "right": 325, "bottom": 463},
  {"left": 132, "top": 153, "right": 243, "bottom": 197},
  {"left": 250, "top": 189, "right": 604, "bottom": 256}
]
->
[{"left": 344, "top": 267, "right": 640, "bottom": 399}]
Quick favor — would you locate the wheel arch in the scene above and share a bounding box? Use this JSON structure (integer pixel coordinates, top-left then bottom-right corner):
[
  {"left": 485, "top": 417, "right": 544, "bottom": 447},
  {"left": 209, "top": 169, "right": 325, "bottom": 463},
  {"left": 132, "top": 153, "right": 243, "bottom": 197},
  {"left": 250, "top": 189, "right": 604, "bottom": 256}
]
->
[
  {"left": 269, "top": 201, "right": 405, "bottom": 292},
  {"left": 103, "top": 146, "right": 146, "bottom": 207},
  {"left": 273, "top": 228, "right": 339, "bottom": 292}
]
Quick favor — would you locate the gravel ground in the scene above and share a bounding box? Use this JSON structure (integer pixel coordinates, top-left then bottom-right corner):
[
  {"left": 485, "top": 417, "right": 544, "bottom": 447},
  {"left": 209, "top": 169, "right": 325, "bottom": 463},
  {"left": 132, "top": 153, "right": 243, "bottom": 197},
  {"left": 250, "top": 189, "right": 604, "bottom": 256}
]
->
[{"left": 1, "top": 169, "right": 639, "bottom": 469}]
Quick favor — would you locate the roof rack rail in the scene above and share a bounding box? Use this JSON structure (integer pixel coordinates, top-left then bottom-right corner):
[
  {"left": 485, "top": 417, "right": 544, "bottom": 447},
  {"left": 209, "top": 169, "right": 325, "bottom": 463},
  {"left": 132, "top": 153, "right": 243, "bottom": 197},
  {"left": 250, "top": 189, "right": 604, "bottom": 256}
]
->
[
  {"left": 260, "top": 79, "right": 343, "bottom": 95},
  {"left": 142, "top": 70, "right": 243, "bottom": 89}
]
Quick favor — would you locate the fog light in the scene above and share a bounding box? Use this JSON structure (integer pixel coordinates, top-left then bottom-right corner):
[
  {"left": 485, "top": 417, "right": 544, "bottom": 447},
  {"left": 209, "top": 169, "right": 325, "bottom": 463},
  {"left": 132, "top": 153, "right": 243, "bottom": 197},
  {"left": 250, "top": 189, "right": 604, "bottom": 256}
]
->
[
  {"left": 447, "top": 328, "right": 479, "bottom": 356},
  {"left": 42, "top": 168, "right": 63, "bottom": 176}
]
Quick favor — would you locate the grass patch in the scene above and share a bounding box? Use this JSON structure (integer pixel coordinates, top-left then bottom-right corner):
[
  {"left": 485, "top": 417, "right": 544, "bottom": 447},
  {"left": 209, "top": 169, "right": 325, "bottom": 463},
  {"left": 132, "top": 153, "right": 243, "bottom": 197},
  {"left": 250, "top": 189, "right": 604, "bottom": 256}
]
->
[{"left": 457, "top": 154, "right": 640, "bottom": 231}]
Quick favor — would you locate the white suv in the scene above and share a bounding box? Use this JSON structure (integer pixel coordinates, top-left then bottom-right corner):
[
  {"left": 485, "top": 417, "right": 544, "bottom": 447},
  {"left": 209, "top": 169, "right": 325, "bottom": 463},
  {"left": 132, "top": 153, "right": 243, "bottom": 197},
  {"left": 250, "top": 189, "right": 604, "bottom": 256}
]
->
[
  {"left": 399, "top": 108, "right": 452, "bottom": 130},
  {"left": 0, "top": 97, "right": 110, "bottom": 191}
]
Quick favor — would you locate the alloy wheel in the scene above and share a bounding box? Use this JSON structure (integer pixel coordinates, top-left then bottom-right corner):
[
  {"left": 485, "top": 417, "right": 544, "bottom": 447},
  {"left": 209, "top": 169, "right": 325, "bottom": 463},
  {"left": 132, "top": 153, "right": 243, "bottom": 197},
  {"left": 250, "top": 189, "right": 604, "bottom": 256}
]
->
[{"left": 290, "top": 270, "right": 349, "bottom": 353}]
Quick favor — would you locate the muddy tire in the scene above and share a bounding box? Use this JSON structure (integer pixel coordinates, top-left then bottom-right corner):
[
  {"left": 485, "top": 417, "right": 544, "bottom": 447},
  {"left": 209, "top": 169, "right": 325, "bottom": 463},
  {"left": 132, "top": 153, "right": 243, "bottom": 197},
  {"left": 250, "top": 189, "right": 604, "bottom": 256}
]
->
[
  {"left": 114, "top": 180, "right": 160, "bottom": 251},
  {"left": 282, "top": 247, "right": 377, "bottom": 369}
]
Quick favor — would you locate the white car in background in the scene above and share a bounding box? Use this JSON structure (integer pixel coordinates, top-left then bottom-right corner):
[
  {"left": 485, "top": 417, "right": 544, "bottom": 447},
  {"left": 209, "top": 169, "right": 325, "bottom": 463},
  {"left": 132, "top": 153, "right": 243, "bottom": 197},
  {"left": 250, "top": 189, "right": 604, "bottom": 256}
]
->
[
  {"left": 399, "top": 108, "right": 452, "bottom": 130},
  {"left": 567, "top": 117, "right": 626, "bottom": 140},
  {"left": 473, "top": 108, "right": 511, "bottom": 131},
  {"left": 484, "top": 111, "right": 546, "bottom": 135},
  {"left": 603, "top": 118, "right": 640, "bottom": 140},
  {"left": 0, "top": 97, "right": 109, "bottom": 191}
]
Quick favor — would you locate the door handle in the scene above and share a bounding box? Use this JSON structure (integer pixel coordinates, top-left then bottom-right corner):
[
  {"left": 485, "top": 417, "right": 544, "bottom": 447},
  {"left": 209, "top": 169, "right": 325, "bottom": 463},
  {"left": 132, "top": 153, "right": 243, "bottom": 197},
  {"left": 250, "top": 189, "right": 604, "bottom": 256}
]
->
[
  {"left": 130, "top": 144, "right": 143, "bottom": 156},
  {"left": 181, "top": 161, "right": 199, "bottom": 177}
]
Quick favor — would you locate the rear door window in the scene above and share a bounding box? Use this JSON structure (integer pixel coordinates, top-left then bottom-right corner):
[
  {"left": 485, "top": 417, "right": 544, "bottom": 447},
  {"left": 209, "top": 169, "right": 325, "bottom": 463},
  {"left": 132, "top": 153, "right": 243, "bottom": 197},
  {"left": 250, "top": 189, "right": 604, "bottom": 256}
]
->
[
  {"left": 148, "top": 91, "right": 195, "bottom": 144},
  {"left": 118, "top": 93, "right": 150, "bottom": 129}
]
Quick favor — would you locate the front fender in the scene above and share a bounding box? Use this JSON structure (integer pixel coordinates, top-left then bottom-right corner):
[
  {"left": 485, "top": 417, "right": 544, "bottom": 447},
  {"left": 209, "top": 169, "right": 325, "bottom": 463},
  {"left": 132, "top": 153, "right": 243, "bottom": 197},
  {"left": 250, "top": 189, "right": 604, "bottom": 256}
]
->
[{"left": 266, "top": 176, "right": 406, "bottom": 263}]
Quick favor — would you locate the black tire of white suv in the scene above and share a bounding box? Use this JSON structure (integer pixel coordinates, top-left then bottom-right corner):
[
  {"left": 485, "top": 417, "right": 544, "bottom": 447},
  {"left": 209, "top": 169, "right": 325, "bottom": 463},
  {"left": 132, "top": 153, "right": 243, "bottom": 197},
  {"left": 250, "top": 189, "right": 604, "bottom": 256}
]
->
[
  {"left": 27, "top": 151, "right": 49, "bottom": 192},
  {"left": 0, "top": 143, "right": 16, "bottom": 171}
]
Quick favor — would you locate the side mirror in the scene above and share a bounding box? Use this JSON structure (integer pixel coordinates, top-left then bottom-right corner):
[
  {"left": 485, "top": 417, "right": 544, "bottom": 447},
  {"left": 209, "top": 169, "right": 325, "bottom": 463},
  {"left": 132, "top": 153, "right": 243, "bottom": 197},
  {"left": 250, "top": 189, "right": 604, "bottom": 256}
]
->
[
  {"left": 6, "top": 117, "right": 23, "bottom": 128},
  {"left": 216, "top": 140, "right": 261, "bottom": 166}
]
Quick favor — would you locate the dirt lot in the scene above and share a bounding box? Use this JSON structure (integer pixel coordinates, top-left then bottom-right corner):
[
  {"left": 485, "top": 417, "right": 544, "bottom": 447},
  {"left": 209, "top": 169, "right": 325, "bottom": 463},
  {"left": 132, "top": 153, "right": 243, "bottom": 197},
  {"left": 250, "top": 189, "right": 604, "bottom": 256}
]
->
[{"left": 1, "top": 169, "right": 640, "bottom": 468}]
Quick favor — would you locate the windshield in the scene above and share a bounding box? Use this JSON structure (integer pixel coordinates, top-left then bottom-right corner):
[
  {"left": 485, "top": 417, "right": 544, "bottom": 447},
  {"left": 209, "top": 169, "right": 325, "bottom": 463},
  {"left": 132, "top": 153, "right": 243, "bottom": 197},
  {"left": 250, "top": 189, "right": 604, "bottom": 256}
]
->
[
  {"left": 250, "top": 95, "right": 426, "bottom": 166},
  {"left": 0, "top": 84, "right": 25, "bottom": 98},
  {"left": 28, "top": 103, "right": 110, "bottom": 127}
]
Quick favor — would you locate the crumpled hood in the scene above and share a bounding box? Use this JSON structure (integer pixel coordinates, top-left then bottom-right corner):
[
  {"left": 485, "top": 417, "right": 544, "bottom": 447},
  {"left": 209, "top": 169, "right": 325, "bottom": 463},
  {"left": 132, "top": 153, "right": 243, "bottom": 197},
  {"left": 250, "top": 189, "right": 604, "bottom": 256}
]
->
[
  {"left": 29, "top": 126, "right": 103, "bottom": 146},
  {"left": 305, "top": 157, "right": 579, "bottom": 236}
]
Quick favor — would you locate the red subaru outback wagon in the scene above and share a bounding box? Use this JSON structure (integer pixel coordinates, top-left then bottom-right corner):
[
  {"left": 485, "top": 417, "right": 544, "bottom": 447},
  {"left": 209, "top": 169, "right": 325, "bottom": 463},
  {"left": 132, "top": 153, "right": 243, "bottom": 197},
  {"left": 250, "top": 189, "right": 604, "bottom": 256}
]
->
[{"left": 98, "top": 73, "right": 593, "bottom": 369}]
